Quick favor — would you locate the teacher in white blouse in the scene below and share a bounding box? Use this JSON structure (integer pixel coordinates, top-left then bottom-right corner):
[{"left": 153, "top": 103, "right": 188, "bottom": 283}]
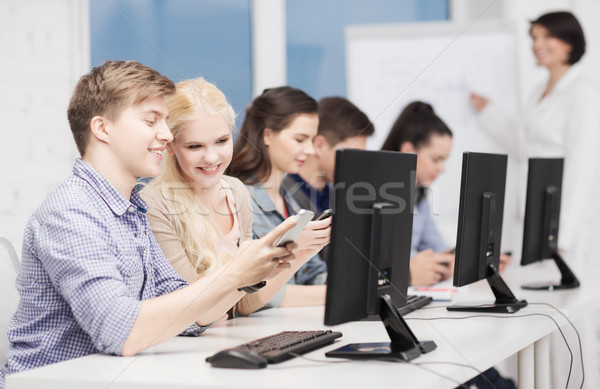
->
[
  {"left": 470, "top": 11, "right": 600, "bottom": 271},
  {"left": 471, "top": 12, "right": 600, "bottom": 389}
]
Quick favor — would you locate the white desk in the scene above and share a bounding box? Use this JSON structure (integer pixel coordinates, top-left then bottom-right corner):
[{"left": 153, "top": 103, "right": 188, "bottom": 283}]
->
[{"left": 6, "top": 261, "right": 599, "bottom": 389}]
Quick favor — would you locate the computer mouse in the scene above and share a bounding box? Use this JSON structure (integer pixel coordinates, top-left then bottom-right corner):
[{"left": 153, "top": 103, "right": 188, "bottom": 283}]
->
[{"left": 206, "top": 349, "right": 268, "bottom": 369}]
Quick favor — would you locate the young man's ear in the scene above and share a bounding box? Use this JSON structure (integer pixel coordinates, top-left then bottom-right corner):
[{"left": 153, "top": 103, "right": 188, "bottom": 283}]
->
[
  {"left": 89, "top": 116, "right": 110, "bottom": 144},
  {"left": 312, "top": 134, "right": 331, "bottom": 156},
  {"left": 399, "top": 141, "right": 416, "bottom": 153},
  {"left": 166, "top": 141, "right": 175, "bottom": 155}
]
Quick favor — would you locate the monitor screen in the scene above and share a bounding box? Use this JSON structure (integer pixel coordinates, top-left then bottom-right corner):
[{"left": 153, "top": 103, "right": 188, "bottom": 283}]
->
[
  {"left": 520, "top": 158, "right": 579, "bottom": 290},
  {"left": 449, "top": 152, "right": 526, "bottom": 313},
  {"left": 324, "top": 149, "right": 436, "bottom": 361}
]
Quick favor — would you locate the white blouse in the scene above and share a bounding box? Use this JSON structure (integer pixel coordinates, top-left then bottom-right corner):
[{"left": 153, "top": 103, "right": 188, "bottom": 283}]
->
[{"left": 477, "top": 65, "right": 600, "bottom": 269}]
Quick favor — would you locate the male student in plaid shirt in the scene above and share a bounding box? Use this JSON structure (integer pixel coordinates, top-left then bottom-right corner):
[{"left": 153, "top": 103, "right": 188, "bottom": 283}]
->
[{"left": 0, "top": 60, "right": 298, "bottom": 387}]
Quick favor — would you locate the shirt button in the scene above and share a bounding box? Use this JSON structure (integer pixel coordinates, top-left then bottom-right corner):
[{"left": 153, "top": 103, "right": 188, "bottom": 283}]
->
[
  {"left": 144, "top": 230, "right": 147, "bottom": 235},
  {"left": 127, "top": 206, "right": 135, "bottom": 213},
  {"left": 134, "top": 233, "right": 138, "bottom": 238}
]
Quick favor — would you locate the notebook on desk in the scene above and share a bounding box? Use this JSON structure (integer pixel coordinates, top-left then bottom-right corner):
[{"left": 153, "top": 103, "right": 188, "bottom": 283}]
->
[{"left": 409, "top": 279, "right": 457, "bottom": 302}]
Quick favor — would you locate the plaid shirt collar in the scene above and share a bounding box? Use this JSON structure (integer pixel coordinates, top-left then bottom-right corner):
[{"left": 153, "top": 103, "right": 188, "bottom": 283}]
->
[{"left": 73, "top": 158, "right": 148, "bottom": 216}]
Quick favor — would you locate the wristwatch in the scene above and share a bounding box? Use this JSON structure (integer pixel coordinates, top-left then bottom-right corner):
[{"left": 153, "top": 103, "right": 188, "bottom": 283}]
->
[{"left": 237, "top": 281, "right": 266, "bottom": 294}]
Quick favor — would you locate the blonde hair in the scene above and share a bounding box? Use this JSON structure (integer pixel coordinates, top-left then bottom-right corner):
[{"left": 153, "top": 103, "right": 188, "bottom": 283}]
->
[{"left": 148, "top": 78, "right": 236, "bottom": 278}]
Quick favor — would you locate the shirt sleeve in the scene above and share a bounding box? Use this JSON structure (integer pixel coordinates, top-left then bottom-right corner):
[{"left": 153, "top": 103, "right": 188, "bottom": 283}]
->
[
  {"left": 415, "top": 199, "right": 448, "bottom": 253},
  {"left": 149, "top": 234, "right": 189, "bottom": 296},
  {"left": 32, "top": 205, "right": 142, "bottom": 356},
  {"left": 178, "top": 322, "right": 211, "bottom": 337}
]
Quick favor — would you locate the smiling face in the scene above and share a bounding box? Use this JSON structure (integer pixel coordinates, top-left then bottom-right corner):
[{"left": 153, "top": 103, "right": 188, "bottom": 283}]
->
[
  {"left": 404, "top": 134, "right": 452, "bottom": 187},
  {"left": 108, "top": 95, "right": 173, "bottom": 180},
  {"left": 263, "top": 113, "right": 318, "bottom": 175},
  {"left": 530, "top": 24, "right": 572, "bottom": 69},
  {"left": 167, "top": 113, "right": 233, "bottom": 190}
]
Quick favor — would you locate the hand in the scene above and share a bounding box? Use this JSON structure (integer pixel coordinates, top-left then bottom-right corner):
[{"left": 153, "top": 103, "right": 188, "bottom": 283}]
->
[
  {"left": 410, "top": 249, "right": 454, "bottom": 286},
  {"left": 499, "top": 252, "right": 513, "bottom": 273},
  {"left": 294, "top": 217, "right": 331, "bottom": 255},
  {"left": 229, "top": 217, "right": 299, "bottom": 288},
  {"left": 470, "top": 92, "right": 489, "bottom": 112}
]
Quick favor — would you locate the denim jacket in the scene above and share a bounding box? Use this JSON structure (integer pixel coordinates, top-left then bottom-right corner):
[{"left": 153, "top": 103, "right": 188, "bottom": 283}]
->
[{"left": 247, "top": 179, "right": 327, "bottom": 291}]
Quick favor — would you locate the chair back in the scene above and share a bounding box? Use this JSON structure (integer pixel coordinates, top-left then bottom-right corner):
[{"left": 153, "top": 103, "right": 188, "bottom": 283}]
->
[{"left": 0, "top": 238, "right": 20, "bottom": 365}]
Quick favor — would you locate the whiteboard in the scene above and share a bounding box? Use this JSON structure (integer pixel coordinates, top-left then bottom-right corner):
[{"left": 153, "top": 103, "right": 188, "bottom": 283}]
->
[{"left": 346, "top": 21, "right": 521, "bottom": 249}]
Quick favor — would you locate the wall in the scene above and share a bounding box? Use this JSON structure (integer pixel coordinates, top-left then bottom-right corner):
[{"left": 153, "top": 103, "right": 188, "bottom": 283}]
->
[
  {"left": 286, "top": 0, "right": 449, "bottom": 99},
  {"left": 0, "top": 0, "right": 88, "bottom": 252},
  {"left": 90, "top": 0, "right": 252, "bottom": 130}
]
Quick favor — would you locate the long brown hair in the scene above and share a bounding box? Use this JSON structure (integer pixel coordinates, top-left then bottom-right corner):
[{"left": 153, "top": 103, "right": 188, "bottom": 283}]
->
[{"left": 227, "top": 86, "right": 317, "bottom": 185}]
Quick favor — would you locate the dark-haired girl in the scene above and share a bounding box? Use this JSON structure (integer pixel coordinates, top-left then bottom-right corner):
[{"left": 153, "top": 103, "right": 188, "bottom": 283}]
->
[{"left": 228, "top": 87, "right": 331, "bottom": 307}]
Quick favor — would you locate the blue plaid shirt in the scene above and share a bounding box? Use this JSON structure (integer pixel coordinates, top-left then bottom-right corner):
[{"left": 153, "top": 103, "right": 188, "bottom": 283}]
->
[{"left": 0, "top": 159, "right": 204, "bottom": 387}]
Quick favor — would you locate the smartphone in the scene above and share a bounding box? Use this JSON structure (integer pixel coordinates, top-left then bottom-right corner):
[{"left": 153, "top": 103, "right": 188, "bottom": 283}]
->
[
  {"left": 315, "top": 209, "right": 333, "bottom": 221},
  {"left": 275, "top": 209, "right": 315, "bottom": 247}
]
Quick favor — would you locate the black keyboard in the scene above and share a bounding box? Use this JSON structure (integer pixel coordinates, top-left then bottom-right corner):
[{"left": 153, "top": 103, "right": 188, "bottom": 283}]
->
[
  {"left": 206, "top": 330, "right": 343, "bottom": 368},
  {"left": 398, "top": 294, "right": 432, "bottom": 316}
]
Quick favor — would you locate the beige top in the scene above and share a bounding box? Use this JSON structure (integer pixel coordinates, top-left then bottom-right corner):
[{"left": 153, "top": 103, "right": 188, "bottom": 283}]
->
[
  {"left": 215, "top": 182, "right": 241, "bottom": 258},
  {"left": 140, "top": 175, "right": 261, "bottom": 315}
]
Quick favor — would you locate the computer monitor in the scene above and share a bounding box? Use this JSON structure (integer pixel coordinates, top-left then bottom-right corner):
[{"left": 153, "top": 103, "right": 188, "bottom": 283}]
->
[
  {"left": 449, "top": 152, "right": 527, "bottom": 313},
  {"left": 324, "top": 149, "right": 436, "bottom": 362},
  {"left": 521, "top": 158, "right": 580, "bottom": 290}
]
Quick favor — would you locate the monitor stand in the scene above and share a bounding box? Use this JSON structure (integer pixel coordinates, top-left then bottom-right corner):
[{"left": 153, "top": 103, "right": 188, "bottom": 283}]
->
[
  {"left": 522, "top": 252, "right": 580, "bottom": 290},
  {"left": 325, "top": 294, "right": 436, "bottom": 362},
  {"left": 447, "top": 264, "right": 527, "bottom": 314}
]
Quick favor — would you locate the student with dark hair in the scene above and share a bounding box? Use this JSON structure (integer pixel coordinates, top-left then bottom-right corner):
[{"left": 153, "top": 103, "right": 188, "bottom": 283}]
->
[
  {"left": 382, "top": 101, "right": 455, "bottom": 286},
  {"left": 0, "top": 61, "right": 300, "bottom": 387},
  {"left": 470, "top": 11, "right": 600, "bottom": 267},
  {"left": 282, "top": 96, "right": 374, "bottom": 267},
  {"left": 385, "top": 102, "right": 516, "bottom": 389},
  {"left": 383, "top": 101, "right": 512, "bottom": 286},
  {"left": 228, "top": 87, "right": 331, "bottom": 305}
]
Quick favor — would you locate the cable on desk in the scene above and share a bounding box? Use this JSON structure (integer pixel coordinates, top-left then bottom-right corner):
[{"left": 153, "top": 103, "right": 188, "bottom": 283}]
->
[
  {"left": 345, "top": 241, "right": 490, "bottom": 383},
  {"left": 528, "top": 302, "right": 584, "bottom": 389},
  {"left": 262, "top": 352, "right": 355, "bottom": 369},
  {"left": 405, "top": 360, "right": 499, "bottom": 389},
  {"left": 406, "top": 312, "right": 575, "bottom": 389},
  {"left": 291, "top": 350, "right": 496, "bottom": 388},
  {"left": 397, "top": 359, "right": 472, "bottom": 389}
]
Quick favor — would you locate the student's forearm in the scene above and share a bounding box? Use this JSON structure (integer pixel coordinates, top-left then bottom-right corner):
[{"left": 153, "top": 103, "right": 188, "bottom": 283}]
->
[{"left": 121, "top": 271, "right": 242, "bottom": 356}]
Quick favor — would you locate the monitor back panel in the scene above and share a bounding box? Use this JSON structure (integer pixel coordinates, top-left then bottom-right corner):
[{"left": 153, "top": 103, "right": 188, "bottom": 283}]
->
[
  {"left": 521, "top": 158, "right": 564, "bottom": 265},
  {"left": 453, "top": 152, "right": 507, "bottom": 287},
  {"left": 325, "top": 149, "right": 416, "bottom": 325}
]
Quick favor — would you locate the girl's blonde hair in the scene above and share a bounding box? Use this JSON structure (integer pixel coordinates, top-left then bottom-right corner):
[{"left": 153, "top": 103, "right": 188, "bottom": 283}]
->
[{"left": 148, "top": 78, "right": 236, "bottom": 278}]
